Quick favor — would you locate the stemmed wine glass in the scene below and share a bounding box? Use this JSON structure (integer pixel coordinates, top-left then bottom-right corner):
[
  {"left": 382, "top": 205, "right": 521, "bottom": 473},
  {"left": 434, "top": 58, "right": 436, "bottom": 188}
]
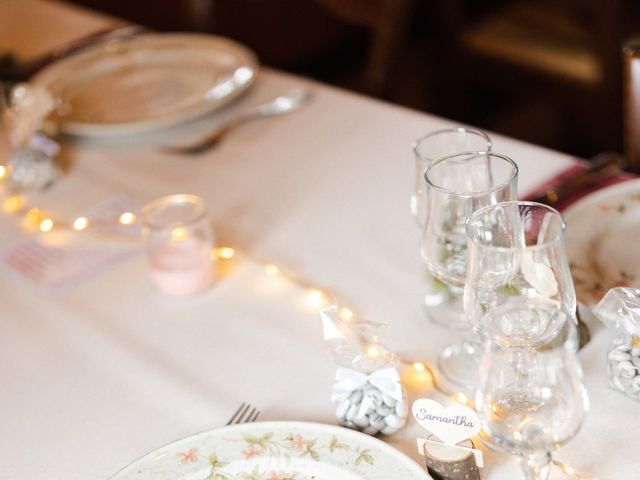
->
[
  {"left": 465, "top": 201, "right": 588, "bottom": 480},
  {"left": 464, "top": 201, "right": 578, "bottom": 347},
  {"left": 476, "top": 321, "right": 588, "bottom": 480},
  {"left": 412, "top": 128, "right": 492, "bottom": 329},
  {"left": 421, "top": 151, "right": 518, "bottom": 392}
]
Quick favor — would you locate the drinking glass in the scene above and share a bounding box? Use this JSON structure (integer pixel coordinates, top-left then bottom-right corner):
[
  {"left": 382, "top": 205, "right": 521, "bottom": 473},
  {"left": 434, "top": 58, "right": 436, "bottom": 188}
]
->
[
  {"left": 422, "top": 151, "right": 518, "bottom": 391},
  {"left": 412, "top": 128, "right": 492, "bottom": 227},
  {"left": 412, "top": 129, "right": 492, "bottom": 328},
  {"left": 142, "top": 194, "right": 215, "bottom": 297},
  {"left": 464, "top": 202, "right": 577, "bottom": 347},
  {"left": 476, "top": 320, "right": 588, "bottom": 480}
]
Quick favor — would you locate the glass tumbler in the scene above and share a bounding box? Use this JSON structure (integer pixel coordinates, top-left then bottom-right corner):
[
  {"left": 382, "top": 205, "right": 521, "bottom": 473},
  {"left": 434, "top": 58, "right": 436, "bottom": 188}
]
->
[
  {"left": 412, "top": 128, "right": 492, "bottom": 329},
  {"left": 422, "top": 151, "right": 518, "bottom": 392},
  {"left": 142, "top": 194, "right": 215, "bottom": 297}
]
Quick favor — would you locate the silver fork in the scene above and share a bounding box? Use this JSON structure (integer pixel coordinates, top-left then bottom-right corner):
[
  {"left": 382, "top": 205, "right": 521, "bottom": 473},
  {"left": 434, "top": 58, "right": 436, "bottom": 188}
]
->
[{"left": 226, "top": 402, "right": 260, "bottom": 425}]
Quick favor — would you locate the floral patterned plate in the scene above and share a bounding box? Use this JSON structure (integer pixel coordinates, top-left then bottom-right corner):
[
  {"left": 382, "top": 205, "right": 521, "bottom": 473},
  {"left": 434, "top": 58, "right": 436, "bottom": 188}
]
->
[
  {"left": 109, "top": 421, "right": 431, "bottom": 480},
  {"left": 564, "top": 179, "right": 640, "bottom": 306}
]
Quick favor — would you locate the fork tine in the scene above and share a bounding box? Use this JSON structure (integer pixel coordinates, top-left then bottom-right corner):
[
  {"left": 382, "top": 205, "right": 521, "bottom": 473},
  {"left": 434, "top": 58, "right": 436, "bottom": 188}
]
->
[
  {"left": 226, "top": 402, "right": 247, "bottom": 425},
  {"left": 226, "top": 403, "right": 261, "bottom": 425},
  {"left": 248, "top": 408, "right": 261, "bottom": 422}
]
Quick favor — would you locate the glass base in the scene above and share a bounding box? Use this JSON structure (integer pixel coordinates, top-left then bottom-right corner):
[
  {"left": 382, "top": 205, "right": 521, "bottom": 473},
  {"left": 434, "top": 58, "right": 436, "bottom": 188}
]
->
[
  {"left": 422, "top": 280, "right": 469, "bottom": 332},
  {"left": 436, "top": 340, "right": 481, "bottom": 395}
]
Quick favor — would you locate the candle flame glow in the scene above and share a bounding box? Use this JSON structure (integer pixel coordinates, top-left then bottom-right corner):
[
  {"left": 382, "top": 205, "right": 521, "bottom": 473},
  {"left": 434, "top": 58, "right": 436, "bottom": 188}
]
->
[{"left": 171, "top": 227, "right": 188, "bottom": 241}]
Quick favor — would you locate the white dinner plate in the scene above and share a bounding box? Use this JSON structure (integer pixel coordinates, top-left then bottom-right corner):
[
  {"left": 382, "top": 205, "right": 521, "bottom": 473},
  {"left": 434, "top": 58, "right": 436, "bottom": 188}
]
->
[
  {"left": 109, "top": 421, "right": 431, "bottom": 480},
  {"left": 564, "top": 178, "right": 640, "bottom": 306},
  {"left": 32, "top": 33, "right": 258, "bottom": 136}
]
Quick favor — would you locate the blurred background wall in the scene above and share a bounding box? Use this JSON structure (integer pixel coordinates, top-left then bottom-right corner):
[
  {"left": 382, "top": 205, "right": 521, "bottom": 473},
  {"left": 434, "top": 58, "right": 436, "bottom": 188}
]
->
[{"left": 67, "top": 0, "right": 640, "bottom": 159}]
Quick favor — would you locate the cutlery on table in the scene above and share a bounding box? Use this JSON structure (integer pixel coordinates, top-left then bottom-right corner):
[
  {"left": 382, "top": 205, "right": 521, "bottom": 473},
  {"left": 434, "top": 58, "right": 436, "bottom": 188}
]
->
[
  {"left": 226, "top": 402, "right": 260, "bottom": 425},
  {"left": 164, "top": 89, "right": 314, "bottom": 155}
]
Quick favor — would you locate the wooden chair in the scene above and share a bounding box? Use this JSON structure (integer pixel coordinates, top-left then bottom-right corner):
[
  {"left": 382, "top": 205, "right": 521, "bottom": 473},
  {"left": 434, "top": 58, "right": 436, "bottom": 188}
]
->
[
  {"left": 440, "top": 0, "right": 625, "bottom": 154},
  {"left": 315, "top": 0, "right": 414, "bottom": 96}
]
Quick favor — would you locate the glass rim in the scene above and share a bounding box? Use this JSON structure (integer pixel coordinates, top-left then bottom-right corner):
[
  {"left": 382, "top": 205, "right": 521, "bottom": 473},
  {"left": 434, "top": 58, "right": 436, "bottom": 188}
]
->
[
  {"left": 141, "top": 193, "right": 208, "bottom": 229},
  {"left": 412, "top": 127, "right": 492, "bottom": 161},
  {"left": 424, "top": 150, "right": 518, "bottom": 196},
  {"left": 465, "top": 200, "right": 567, "bottom": 251}
]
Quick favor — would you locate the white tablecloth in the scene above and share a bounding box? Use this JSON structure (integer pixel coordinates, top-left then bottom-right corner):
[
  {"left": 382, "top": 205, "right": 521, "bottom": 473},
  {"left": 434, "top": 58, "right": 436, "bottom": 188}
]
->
[{"left": 1, "top": 1, "right": 637, "bottom": 479}]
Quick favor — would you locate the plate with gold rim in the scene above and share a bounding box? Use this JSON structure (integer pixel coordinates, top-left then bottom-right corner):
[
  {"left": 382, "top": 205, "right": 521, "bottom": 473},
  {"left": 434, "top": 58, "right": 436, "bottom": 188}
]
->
[
  {"left": 109, "top": 421, "right": 431, "bottom": 479},
  {"left": 564, "top": 178, "right": 640, "bottom": 306},
  {"left": 32, "top": 33, "right": 258, "bottom": 137}
]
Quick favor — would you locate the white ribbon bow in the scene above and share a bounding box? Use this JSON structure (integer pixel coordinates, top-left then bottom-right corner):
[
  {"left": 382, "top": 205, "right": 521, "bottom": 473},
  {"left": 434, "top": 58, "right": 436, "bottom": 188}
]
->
[{"left": 331, "top": 367, "right": 403, "bottom": 403}]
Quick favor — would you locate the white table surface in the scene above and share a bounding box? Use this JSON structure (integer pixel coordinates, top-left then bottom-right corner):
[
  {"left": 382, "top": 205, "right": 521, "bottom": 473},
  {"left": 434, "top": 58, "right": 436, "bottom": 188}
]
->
[{"left": 1, "top": 1, "right": 637, "bottom": 479}]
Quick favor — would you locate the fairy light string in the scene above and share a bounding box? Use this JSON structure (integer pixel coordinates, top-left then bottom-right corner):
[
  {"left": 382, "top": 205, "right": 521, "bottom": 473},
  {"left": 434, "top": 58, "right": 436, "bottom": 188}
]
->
[{"left": 0, "top": 182, "right": 590, "bottom": 479}]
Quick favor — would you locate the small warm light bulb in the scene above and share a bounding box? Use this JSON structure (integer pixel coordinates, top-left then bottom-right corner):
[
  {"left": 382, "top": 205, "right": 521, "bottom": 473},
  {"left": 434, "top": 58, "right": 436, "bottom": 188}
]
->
[
  {"left": 39, "top": 218, "right": 54, "bottom": 232},
  {"left": 217, "top": 247, "right": 235, "bottom": 259},
  {"left": 171, "top": 227, "right": 188, "bottom": 241},
  {"left": 73, "top": 216, "right": 89, "bottom": 231},
  {"left": 338, "top": 307, "right": 353, "bottom": 320},
  {"left": 26, "top": 208, "right": 41, "bottom": 220},
  {"left": 306, "top": 289, "right": 325, "bottom": 307},
  {"left": 454, "top": 392, "right": 469, "bottom": 406},
  {"left": 3, "top": 195, "right": 24, "bottom": 213},
  {"left": 264, "top": 264, "right": 279, "bottom": 276},
  {"left": 413, "top": 361, "right": 426, "bottom": 372},
  {"left": 0, "top": 165, "right": 7, "bottom": 180},
  {"left": 118, "top": 212, "right": 136, "bottom": 225},
  {"left": 367, "top": 345, "right": 382, "bottom": 358},
  {"left": 563, "top": 466, "right": 576, "bottom": 476}
]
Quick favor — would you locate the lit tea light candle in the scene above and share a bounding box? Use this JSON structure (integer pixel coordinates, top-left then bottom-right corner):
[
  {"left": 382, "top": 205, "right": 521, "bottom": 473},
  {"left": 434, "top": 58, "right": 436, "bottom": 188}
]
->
[{"left": 142, "top": 194, "right": 215, "bottom": 297}]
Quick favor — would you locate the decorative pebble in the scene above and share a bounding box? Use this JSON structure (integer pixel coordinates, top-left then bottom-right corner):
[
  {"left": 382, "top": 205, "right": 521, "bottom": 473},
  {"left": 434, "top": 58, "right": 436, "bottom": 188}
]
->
[
  {"left": 607, "top": 342, "right": 640, "bottom": 400},
  {"left": 612, "top": 350, "right": 632, "bottom": 362},
  {"left": 346, "top": 404, "right": 359, "bottom": 422},
  {"left": 353, "top": 414, "right": 370, "bottom": 429},
  {"left": 336, "top": 401, "right": 349, "bottom": 420},
  {"left": 334, "top": 380, "right": 408, "bottom": 435},
  {"left": 349, "top": 390, "right": 363, "bottom": 404},
  {"left": 382, "top": 393, "right": 397, "bottom": 406},
  {"left": 395, "top": 399, "right": 407, "bottom": 417},
  {"left": 618, "top": 361, "right": 636, "bottom": 378}
]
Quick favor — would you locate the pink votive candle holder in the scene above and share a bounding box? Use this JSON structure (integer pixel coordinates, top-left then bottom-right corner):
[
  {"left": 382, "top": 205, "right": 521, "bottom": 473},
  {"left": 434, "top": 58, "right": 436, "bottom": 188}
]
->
[{"left": 142, "top": 194, "right": 215, "bottom": 297}]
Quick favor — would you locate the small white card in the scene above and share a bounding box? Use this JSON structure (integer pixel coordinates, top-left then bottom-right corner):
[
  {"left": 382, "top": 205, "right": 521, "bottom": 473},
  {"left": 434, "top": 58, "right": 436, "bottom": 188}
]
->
[
  {"left": 3, "top": 194, "right": 142, "bottom": 291},
  {"left": 412, "top": 398, "right": 484, "bottom": 468}
]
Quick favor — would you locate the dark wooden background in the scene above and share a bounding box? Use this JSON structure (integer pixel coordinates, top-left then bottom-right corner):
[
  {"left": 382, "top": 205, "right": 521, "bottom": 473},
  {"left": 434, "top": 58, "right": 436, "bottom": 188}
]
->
[{"left": 68, "top": 0, "right": 640, "bottom": 159}]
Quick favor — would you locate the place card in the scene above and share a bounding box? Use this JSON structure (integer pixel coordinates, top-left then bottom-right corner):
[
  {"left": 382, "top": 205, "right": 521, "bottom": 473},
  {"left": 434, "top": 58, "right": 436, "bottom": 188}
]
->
[{"left": 412, "top": 398, "right": 484, "bottom": 478}]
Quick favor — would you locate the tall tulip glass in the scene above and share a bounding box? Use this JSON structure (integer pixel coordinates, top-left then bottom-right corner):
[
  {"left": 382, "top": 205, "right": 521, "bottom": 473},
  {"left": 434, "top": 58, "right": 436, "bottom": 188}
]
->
[
  {"left": 412, "top": 128, "right": 492, "bottom": 329},
  {"left": 464, "top": 202, "right": 578, "bottom": 348},
  {"left": 476, "top": 320, "right": 588, "bottom": 480},
  {"left": 422, "top": 151, "right": 518, "bottom": 391}
]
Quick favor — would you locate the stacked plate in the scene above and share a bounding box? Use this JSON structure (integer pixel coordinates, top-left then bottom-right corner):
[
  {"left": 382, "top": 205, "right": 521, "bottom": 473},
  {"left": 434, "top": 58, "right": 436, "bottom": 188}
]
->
[{"left": 32, "top": 32, "right": 258, "bottom": 136}]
